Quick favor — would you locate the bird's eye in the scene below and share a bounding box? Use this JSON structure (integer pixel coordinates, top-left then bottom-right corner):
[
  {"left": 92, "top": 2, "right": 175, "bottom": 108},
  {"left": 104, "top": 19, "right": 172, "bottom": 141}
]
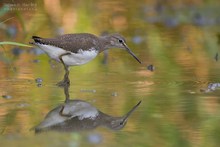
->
[
  {"left": 118, "top": 39, "right": 123, "bottom": 43},
  {"left": 120, "top": 122, "right": 123, "bottom": 125}
]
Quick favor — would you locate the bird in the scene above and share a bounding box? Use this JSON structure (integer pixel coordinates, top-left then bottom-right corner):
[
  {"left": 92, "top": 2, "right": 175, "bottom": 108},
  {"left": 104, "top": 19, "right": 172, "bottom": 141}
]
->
[
  {"left": 30, "top": 33, "right": 141, "bottom": 86},
  {"left": 33, "top": 99, "right": 141, "bottom": 133}
]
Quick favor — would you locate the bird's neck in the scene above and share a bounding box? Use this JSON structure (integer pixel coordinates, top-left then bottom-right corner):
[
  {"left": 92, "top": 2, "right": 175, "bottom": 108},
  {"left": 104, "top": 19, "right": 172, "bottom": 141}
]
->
[
  {"left": 99, "top": 112, "right": 120, "bottom": 126},
  {"left": 97, "top": 112, "right": 111, "bottom": 122},
  {"left": 99, "top": 36, "right": 113, "bottom": 52}
]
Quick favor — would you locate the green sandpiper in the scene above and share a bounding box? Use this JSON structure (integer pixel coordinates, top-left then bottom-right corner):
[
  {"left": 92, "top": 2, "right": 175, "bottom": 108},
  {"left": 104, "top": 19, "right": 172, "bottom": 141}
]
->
[{"left": 30, "top": 33, "right": 141, "bottom": 86}]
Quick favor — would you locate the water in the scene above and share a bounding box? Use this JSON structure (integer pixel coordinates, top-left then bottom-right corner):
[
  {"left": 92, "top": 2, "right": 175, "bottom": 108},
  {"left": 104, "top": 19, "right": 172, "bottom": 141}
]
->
[{"left": 1, "top": 0, "right": 220, "bottom": 146}]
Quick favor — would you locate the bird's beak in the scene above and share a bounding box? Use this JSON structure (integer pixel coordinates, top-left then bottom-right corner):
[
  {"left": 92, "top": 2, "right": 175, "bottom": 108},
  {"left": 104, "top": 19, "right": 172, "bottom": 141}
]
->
[
  {"left": 123, "top": 101, "right": 142, "bottom": 122},
  {"left": 122, "top": 42, "right": 142, "bottom": 64}
]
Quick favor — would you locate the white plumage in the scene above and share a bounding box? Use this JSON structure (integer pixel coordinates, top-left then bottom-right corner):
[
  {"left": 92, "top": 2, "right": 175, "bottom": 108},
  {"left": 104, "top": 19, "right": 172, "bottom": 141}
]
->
[
  {"left": 35, "top": 100, "right": 99, "bottom": 129},
  {"left": 36, "top": 44, "right": 99, "bottom": 66}
]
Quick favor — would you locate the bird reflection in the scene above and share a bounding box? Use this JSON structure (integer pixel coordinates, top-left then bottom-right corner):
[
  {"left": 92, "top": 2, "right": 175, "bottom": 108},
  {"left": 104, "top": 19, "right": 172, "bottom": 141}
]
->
[{"left": 34, "top": 84, "right": 141, "bottom": 133}]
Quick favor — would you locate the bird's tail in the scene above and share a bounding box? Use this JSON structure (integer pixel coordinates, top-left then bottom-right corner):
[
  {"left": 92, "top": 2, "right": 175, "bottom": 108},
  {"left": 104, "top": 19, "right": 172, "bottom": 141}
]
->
[{"left": 29, "top": 36, "right": 43, "bottom": 45}]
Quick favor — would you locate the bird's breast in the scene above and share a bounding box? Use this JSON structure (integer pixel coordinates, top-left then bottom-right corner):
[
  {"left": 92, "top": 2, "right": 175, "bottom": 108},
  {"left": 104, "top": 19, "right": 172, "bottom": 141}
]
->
[
  {"left": 63, "top": 101, "right": 99, "bottom": 120},
  {"left": 62, "top": 48, "right": 98, "bottom": 66},
  {"left": 35, "top": 43, "right": 99, "bottom": 66}
]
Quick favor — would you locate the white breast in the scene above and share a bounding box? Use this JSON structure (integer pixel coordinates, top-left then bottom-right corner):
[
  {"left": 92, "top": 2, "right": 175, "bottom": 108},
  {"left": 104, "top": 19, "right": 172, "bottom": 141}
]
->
[
  {"left": 62, "top": 101, "right": 99, "bottom": 120},
  {"left": 36, "top": 44, "right": 98, "bottom": 66},
  {"left": 62, "top": 49, "right": 98, "bottom": 66},
  {"left": 35, "top": 101, "right": 99, "bottom": 129}
]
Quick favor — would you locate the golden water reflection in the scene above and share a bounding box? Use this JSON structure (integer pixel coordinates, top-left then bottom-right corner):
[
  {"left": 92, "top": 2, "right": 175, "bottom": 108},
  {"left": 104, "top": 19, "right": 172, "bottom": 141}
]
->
[{"left": 1, "top": 0, "right": 220, "bottom": 146}]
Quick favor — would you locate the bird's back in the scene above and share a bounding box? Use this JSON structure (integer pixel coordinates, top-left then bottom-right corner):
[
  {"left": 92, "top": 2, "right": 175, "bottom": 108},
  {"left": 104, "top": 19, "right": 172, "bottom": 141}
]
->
[{"left": 32, "top": 33, "right": 102, "bottom": 53}]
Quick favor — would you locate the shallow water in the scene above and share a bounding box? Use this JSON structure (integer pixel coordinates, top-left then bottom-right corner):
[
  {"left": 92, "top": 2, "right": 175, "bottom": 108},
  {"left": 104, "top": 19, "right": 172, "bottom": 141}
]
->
[{"left": 1, "top": 0, "right": 220, "bottom": 147}]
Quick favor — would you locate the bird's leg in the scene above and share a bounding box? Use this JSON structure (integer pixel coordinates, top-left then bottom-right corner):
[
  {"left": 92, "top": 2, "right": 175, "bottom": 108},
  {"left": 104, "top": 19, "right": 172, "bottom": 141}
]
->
[
  {"left": 59, "top": 105, "right": 72, "bottom": 117},
  {"left": 56, "top": 52, "right": 71, "bottom": 87},
  {"left": 64, "top": 80, "right": 70, "bottom": 103}
]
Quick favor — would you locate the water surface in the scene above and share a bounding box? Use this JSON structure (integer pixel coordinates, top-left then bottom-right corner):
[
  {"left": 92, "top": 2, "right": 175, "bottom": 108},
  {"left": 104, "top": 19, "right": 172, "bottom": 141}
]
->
[{"left": 1, "top": 0, "right": 220, "bottom": 147}]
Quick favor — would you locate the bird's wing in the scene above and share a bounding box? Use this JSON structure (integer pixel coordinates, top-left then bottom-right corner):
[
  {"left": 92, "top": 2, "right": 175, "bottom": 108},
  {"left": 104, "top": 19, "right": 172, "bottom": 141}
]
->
[{"left": 32, "top": 33, "right": 100, "bottom": 53}]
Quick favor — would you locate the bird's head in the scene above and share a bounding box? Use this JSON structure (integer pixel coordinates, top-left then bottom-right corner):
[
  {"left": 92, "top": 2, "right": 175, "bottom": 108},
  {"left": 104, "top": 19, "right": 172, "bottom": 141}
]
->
[
  {"left": 101, "top": 34, "right": 141, "bottom": 64},
  {"left": 107, "top": 101, "right": 142, "bottom": 130}
]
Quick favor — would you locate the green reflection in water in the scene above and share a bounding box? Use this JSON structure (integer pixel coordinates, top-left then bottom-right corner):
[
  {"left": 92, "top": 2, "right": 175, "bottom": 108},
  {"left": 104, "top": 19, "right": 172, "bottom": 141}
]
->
[{"left": 1, "top": 0, "right": 220, "bottom": 147}]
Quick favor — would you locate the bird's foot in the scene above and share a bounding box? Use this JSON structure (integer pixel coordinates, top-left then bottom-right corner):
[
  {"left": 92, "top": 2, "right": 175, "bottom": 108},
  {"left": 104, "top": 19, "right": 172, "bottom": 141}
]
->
[{"left": 56, "top": 78, "right": 70, "bottom": 87}]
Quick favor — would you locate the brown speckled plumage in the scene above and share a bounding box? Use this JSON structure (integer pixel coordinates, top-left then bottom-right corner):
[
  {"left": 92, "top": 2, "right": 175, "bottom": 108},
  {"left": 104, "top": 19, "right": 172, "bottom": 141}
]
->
[
  {"left": 30, "top": 33, "right": 141, "bottom": 64},
  {"left": 31, "top": 33, "right": 103, "bottom": 53}
]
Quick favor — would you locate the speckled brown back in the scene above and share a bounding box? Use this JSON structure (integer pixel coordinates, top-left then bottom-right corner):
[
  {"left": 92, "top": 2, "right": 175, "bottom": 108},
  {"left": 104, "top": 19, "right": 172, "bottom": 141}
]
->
[{"left": 32, "top": 33, "right": 103, "bottom": 53}]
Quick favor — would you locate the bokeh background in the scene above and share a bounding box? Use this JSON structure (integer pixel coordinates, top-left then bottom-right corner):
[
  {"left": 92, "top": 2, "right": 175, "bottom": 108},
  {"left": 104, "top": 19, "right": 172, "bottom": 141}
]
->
[{"left": 1, "top": 0, "right": 220, "bottom": 146}]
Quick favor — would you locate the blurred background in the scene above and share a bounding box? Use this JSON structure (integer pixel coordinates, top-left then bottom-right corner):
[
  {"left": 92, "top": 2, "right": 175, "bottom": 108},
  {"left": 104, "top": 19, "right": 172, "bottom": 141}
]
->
[{"left": 1, "top": 0, "right": 220, "bottom": 146}]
